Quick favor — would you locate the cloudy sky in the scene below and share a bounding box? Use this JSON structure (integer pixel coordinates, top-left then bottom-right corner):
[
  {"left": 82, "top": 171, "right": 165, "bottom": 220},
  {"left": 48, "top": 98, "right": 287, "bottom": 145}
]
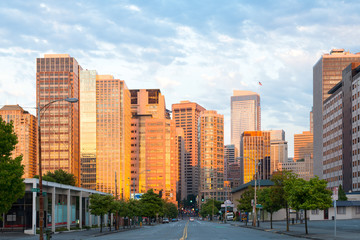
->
[{"left": 1, "top": 0, "right": 360, "bottom": 157}]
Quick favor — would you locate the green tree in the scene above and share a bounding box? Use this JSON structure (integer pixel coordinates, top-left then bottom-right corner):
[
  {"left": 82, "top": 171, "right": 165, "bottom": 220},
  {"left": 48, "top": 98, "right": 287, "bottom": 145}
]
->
[
  {"left": 338, "top": 184, "right": 348, "bottom": 201},
  {"left": 0, "top": 117, "right": 25, "bottom": 220},
  {"left": 285, "top": 176, "right": 332, "bottom": 234},
  {"left": 140, "top": 189, "right": 164, "bottom": 224},
  {"left": 236, "top": 186, "right": 254, "bottom": 226},
  {"left": 34, "top": 169, "right": 76, "bottom": 186},
  {"left": 127, "top": 199, "right": 141, "bottom": 228},
  {"left": 89, "top": 194, "right": 114, "bottom": 232},
  {"left": 199, "top": 199, "right": 222, "bottom": 221},
  {"left": 258, "top": 186, "right": 283, "bottom": 229},
  {"left": 164, "top": 201, "right": 178, "bottom": 219},
  {"left": 271, "top": 170, "right": 296, "bottom": 231}
]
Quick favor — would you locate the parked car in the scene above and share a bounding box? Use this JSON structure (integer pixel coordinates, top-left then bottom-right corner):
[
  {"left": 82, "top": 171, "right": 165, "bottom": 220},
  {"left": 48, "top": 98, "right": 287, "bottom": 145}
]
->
[
  {"left": 172, "top": 218, "right": 178, "bottom": 222},
  {"left": 163, "top": 218, "right": 170, "bottom": 223},
  {"left": 189, "top": 217, "right": 194, "bottom": 222}
]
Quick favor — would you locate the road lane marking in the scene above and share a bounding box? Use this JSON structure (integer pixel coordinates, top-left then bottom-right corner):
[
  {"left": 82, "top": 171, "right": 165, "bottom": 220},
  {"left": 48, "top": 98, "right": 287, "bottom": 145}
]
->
[{"left": 180, "top": 220, "right": 189, "bottom": 240}]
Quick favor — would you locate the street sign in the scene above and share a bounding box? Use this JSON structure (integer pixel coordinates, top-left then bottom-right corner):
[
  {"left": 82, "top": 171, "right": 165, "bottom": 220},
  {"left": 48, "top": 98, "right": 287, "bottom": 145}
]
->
[
  {"left": 256, "top": 204, "right": 263, "bottom": 209},
  {"left": 31, "top": 188, "right": 40, "bottom": 193}
]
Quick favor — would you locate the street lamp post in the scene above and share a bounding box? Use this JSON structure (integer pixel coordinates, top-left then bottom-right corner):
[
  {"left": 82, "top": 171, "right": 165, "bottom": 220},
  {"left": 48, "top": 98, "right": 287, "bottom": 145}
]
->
[{"left": 38, "top": 98, "right": 78, "bottom": 240}]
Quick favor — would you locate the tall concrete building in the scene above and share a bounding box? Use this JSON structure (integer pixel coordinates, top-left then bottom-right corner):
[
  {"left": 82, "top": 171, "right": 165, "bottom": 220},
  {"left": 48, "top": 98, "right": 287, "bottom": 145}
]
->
[
  {"left": 231, "top": 90, "right": 261, "bottom": 157},
  {"left": 79, "top": 70, "right": 97, "bottom": 190},
  {"left": 269, "top": 130, "right": 288, "bottom": 174},
  {"left": 199, "top": 110, "right": 224, "bottom": 203},
  {"left": 294, "top": 131, "right": 313, "bottom": 162},
  {"left": 36, "top": 54, "right": 81, "bottom": 186},
  {"left": 224, "top": 144, "right": 236, "bottom": 180},
  {"left": 172, "top": 101, "right": 206, "bottom": 198},
  {"left": 176, "top": 128, "right": 186, "bottom": 201},
  {"left": 323, "top": 63, "right": 360, "bottom": 192},
  {"left": 131, "top": 89, "right": 179, "bottom": 203},
  {"left": 313, "top": 49, "right": 360, "bottom": 179},
  {"left": 0, "top": 105, "right": 37, "bottom": 178},
  {"left": 242, "top": 131, "right": 270, "bottom": 184},
  {"left": 224, "top": 144, "right": 241, "bottom": 188}
]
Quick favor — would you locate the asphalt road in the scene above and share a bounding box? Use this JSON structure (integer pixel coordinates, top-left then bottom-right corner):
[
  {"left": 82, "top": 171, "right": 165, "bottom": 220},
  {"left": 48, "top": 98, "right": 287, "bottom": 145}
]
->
[{"left": 84, "top": 219, "right": 303, "bottom": 240}]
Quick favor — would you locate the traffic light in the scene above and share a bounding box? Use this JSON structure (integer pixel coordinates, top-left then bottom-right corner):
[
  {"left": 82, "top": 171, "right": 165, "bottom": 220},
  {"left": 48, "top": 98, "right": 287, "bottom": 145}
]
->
[
  {"left": 190, "top": 200, "right": 192, "bottom": 203},
  {"left": 201, "top": 198, "right": 204, "bottom": 202}
]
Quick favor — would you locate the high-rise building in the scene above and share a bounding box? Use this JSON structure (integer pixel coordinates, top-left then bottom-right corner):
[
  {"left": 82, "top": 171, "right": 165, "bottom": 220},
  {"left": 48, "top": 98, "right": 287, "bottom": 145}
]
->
[
  {"left": 176, "top": 128, "right": 186, "bottom": 201},
  {"left": 281, "top": 154, "right": 313, "bottom": 181},
  {"left": 294, "top": 131, "right": 313, "bottom": 162},
  {"left": 323, "top": 63, "right": 360, "bottom": 191},
  {"left": 199, "top": 110, "right": 224, "bottom": 202},
  {"left": 36, "top": 54, "right": 81, "bottom": 186},
  {"left": 313, "top": 49, "right": 360, "bottom": 179},
  {"left": 224, "top": 144, "right": 236, "bottom": 180},
  {"left": 95, "top": 75, "right": 131, "bottom": 198},
  {"left": 224, "top": 144, "right": 241, "bottom": 188},
  {"left": 231, "top": 90, "right": 261, "bottom": 157},
  {"left": 172, "top": 101, "right": 206, "bottom": 197},
  {"left": 145, "top": 118, "right": 178, "bottom": 203},
  {"left": 269, "top": 130, "right": 287, "bottom": 174},
  {"left": 242, "top": 131, "right": 270, "bottom": 184},
  {"left": 130, "top": 89, "right": 179, "bottom": 203},
  {"left": 0, "top": 105, "right": 37, "bottom": 178},
  {"left": 80, "top": 70, "right": 97, "bottom": 190}
]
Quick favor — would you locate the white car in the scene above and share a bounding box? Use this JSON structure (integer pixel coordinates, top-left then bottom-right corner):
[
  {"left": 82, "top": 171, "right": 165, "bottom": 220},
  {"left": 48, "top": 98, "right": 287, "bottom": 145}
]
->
[{"left": 189, "top": 217, "right": 194, "bottom": 222}]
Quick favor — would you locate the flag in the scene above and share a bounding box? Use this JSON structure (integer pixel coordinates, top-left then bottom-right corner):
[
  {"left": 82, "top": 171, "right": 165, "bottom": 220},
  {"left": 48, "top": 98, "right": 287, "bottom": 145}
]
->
[{"left": 258, "top": 81, "right": 262, "bottom": 86}]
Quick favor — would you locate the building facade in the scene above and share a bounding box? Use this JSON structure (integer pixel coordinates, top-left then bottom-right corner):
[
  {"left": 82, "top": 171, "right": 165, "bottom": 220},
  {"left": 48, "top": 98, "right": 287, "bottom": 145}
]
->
[
  {"left": 242, "top": 131, "right": 270, "bottom": 184},
  {"left": 313, "top": 49, "right": 360, "bottom": 179},
  {"left": 36, "top": 54, "right": 81, "bottom": 186},
  {"left": 294, "top": 131, "right": 313, "bottom": 162},
  {"left": 0, "top": 105, "right": 37, "bottom": 178},
  {"left": 199, "top": 110, "right": 224, "bottom": 202},
  {"left": 231, "top": 90, "right": 261, "bottom": 157},
  {"left": 172, "top": 101, "right": 206, "bottom": 198}
]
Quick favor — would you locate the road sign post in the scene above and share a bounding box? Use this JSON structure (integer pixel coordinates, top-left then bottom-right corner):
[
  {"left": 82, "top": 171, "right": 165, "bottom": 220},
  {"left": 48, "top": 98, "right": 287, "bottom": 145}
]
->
[{"left": 332, "top": 187, "right": 338, "bottom": 238}]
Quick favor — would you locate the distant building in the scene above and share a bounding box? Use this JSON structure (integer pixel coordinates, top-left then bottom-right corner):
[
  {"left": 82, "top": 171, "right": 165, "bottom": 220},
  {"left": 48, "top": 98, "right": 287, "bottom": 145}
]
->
[
  {"left": 231, "top": 90, "right": 261, "bottom": 157},
  {"left": 0, "top": 105, "right": 37, "bottom": 178},
  {"left": 242, "top": 131, "right": 271, "bottom": 184},
  {"left": 172, "top": 101, "right": 205, "bottom": 198},
  {"left": 199, "top": 110, "right": 224, "bottom": 202},
  {"left": 281, "top": 154, "right": 313, "bottom": 181},
  {"left": 294, "top": 131, "right": 313, "bottom": 162},
  {"left": 269, "top": 130, "right": 287, "bottom": 174},
  {"left": 36, "top": 54, "right": 81, "bottom": 186},
  {"left": 313, "top": 49, "right": 360, "bottom": 179}
]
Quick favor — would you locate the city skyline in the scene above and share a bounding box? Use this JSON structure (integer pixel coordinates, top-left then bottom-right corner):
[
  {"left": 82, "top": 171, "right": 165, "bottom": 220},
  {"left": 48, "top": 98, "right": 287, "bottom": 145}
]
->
[{"left": 2, "top": 1, "right": 360, "bottom": 157}]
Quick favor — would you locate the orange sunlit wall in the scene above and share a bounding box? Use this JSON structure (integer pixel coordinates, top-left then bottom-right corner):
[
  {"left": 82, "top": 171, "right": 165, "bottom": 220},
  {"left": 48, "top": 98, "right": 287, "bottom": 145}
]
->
[
  {"left": 294, "top": 131, "right": 313, "bottom": 162},
  {"left": 172, "top": 101, "right": 206, "bottom": 197},
  {"left": 36, "top": 54, "right": 81, "bottom": 186},
  {"left": 145, "top": 119, "right": 178, "bottom": 203},
  {"left": 0, "top": 105, "right": 37, "bottom": 178},
  {"left": 199, "top": 110, "right": 224, "bottom": 202},
  {"left": 96, "top": 75, "right": 131, "bottom": 198},
  {"left": 242, "top": 131, "right": 271, "bottom": 184}
]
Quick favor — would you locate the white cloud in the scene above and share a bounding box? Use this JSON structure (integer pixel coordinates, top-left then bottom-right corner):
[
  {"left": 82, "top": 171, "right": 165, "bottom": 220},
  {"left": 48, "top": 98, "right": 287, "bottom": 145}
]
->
[{"left": 124, "top": 5, "right": 141, "bottom": 12}]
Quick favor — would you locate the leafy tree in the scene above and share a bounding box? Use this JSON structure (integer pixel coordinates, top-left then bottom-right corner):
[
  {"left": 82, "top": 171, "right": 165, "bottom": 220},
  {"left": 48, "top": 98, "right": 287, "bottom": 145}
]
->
[
  {"left": 89, "top": 194, "right": 114, "bottom": 232},
  {"left": 258, "top": 186, "right": 283, "bottom": 229},
  {"left": 0, "top": 117, "right": 25, "bottom": 220},
  {"left": 338, "top": 184, "right": 348, "bottom": 201},
  {"left": 285, "top": 176, "right": 332, "bottom": 234},
  {"left": 140, "top": 189, "right": 164, "bottom": 224},
  {"left": 271, "top": 170, "right": 296, "bottom": 231},
  {"left": 34, "top": 169, "right": 76, "bottom": 186},
  {"left": 199, "top": 199, "right": 222, "bottom": 220},
  {"left": 236, "top": 186, "right": 254, "bottom": 226},
  {"left": 127, "top": 199, "right": 141, "bottom": 228},
  {"left": 164, "top": 201, "right": 178, "bottom": 219}
]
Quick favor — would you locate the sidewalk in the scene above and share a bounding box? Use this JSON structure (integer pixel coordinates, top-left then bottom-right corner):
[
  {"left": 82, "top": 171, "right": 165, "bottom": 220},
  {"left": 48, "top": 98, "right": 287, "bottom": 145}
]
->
[{"left": 231, "top": 219, "right": 360, "bottom": 240}]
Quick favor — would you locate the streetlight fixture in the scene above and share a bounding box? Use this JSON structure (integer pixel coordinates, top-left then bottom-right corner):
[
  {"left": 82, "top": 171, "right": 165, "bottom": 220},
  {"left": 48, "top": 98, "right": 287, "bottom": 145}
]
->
[{"left": 38, "top": 97, "right": 78, "bottom": 240}]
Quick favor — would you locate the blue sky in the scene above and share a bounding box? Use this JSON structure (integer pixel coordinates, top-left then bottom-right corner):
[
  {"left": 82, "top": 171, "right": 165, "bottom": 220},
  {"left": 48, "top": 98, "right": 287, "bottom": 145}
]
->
[{"left": 1, "top": 0, "right": 360, "bottom": 157}]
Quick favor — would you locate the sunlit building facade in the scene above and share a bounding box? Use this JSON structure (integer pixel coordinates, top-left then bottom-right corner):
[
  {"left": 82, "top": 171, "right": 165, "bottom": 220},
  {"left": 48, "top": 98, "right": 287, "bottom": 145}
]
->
[
  {"left": 313, "top": 49, "right": 360, "bottom": 179},
  {"left": 145, "top": 119, "right": 178, "bottom": 203},
  {"left": 36, "top": 54, "right": 81, "bottom": 186},
  {"left": 231, "top": 90, "right": 261, "bottom": 157},
  {"left": 80, "top": 70, "right": 97, "bottom": 190},
  {"left": 172, "top": 101, "right": 206, "bottom": 198},
  {"left": 269, "top": 130, "right": 287, "bottom": 174},
  {"left": 95, "top": 75, "right": 131, "bottom": 198},
  {"left": 242, "top": 131, "right": 270, "bottom": 184},
  {"left": 0, "top": 105, "right": 37, "bottom": 178},
  {"left": 199, "top": 110, "right": 224, "bottom": 202},
  {"left": 294, "top": 131, "right": 313, "bottom": 162}
]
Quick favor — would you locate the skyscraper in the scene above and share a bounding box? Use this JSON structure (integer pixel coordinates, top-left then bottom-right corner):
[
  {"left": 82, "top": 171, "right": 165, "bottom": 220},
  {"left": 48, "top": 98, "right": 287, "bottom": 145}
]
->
[
  {"left": 36, "top": 54, "right": 81, "bottom": 186},
  {"left": 269, "top": 130, "right": 287, "bottom": 174},
  {"left": 199, "top": 110, "right": 224, "bottom": 202},
  {"left": 172, "top": 101, "right": 206, "bottom": 198},
  {"left": 242, "top": 131, "right": 270, "bottom": 184},
  {"left": 231, "top": 90, "right": 261, "bottom": 157},
  {"left": 0, "top": 105, "right": 37, "bottom": 178},
  {"left": 294, "top": 131, "right": 313, "bottom": 162},
  {"left": 313, "top": 49, "right": 360, "bottom": 179},
  {"left": 95, "top": 75, "right": 131, "bottom": 198}
]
